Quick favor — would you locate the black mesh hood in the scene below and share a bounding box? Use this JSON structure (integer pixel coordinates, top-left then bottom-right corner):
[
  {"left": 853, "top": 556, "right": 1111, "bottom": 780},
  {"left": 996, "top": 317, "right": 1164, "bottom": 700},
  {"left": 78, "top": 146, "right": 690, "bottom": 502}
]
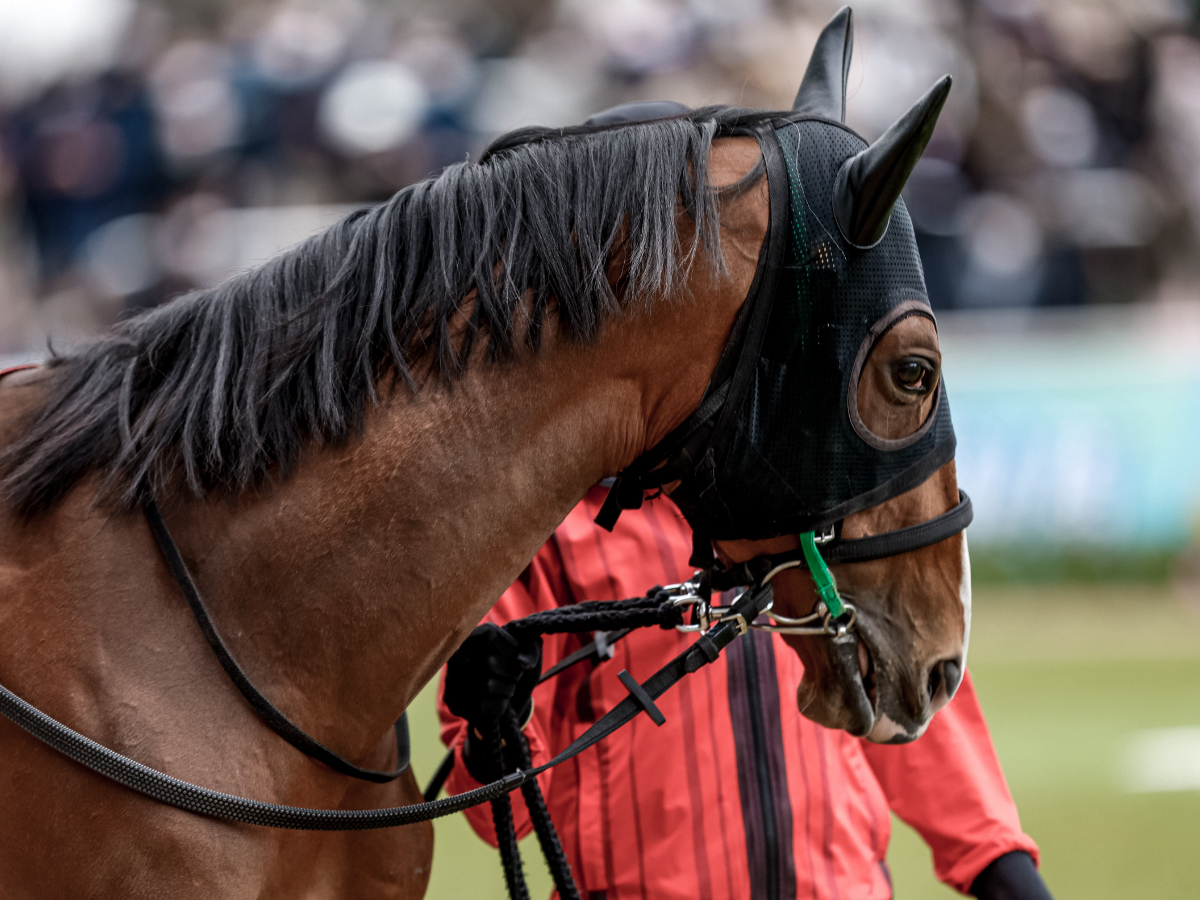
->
[{"left": 667, "top": 119, "right": 956, "bottom": 541}]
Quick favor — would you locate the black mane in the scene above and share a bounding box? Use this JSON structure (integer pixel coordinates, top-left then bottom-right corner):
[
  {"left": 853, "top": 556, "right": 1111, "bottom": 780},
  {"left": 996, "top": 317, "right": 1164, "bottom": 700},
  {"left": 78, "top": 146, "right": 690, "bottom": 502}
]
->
[{"left": 1, "top": 106, "right": 775, "bottom": 516}]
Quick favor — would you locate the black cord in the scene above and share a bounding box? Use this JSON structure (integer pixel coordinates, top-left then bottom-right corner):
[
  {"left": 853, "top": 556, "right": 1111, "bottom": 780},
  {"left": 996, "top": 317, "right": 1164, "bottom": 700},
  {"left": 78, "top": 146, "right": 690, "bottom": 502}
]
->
[
  {"left": 505, "top": 710, "right": 582, "bottom": 900},
  {"left": 0, "top": 583, "right": 759, "bottom": 834},
  {"left": 488, "top": 719, "right": 532, "bottom": 900},
  {"left": 470, "top": 589, "right": 688, "bottom": 900},
  {"left": 144, "top": 499, "right": 409, "bottom": 783}
]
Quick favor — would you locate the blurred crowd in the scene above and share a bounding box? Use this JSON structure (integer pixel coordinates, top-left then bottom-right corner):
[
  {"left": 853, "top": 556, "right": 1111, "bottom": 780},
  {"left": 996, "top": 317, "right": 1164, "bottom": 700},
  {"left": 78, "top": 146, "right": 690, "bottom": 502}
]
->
[{"left": 0, "top": 0, "right": 1198, "bottom": 353}]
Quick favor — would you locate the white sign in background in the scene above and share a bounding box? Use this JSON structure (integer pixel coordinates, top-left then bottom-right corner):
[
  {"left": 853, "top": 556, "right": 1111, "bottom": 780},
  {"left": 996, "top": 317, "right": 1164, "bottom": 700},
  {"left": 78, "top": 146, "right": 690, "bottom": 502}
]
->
[{"left": 941, "top": 303, "right": 1200, "bottom": 549}]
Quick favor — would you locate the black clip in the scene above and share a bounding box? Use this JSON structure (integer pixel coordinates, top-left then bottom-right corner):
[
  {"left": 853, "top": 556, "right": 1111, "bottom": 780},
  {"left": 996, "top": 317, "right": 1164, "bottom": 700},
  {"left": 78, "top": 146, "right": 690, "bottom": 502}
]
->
[{"left": 617, "top": 670, "right": 666, "bottom": 726}]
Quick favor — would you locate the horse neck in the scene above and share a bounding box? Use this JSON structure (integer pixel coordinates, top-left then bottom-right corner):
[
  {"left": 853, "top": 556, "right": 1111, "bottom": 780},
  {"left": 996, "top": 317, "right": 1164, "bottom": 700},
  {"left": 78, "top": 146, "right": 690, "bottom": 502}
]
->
[{"left": 164, "top": 135, "right": 767, "bottom": 763}]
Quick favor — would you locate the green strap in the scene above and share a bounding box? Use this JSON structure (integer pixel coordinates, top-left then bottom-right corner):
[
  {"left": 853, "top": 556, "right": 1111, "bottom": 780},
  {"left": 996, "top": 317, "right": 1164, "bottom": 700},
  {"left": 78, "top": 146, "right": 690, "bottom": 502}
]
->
[{"left": 799, "top": 532, "right": 846, "bottom": 619}]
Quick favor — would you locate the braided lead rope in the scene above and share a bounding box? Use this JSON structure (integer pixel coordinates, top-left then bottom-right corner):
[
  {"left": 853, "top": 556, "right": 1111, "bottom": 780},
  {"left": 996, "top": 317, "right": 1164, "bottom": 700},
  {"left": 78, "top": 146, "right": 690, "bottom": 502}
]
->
[
  {"left": 490, "top": 703, "right": 582, "bottom": 900},
  {"left": 0, "top": 589, "right": 693, "bottom": 831},
  {"left": 516, "top": 746, "right": 581, "bottom": 900},
  {"left": 482, "top": 709, "right": 584, "bottom": 900},
  {"left": 0, "top": 681, "right": 521, "bottom": 831},
  {"left": 504, "top": 591, "right": 683, "bottom": 637},
  {"left": 0, "top": 582, "right": 771, "bottom": 832},
  {"left": 488, "top": 718, "right": 531, "bottom": 900}
]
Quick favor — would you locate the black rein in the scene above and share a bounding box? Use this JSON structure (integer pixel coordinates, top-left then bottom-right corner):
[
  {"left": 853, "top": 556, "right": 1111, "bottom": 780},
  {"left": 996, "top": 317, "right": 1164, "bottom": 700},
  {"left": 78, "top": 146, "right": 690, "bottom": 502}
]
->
[{"left": 143, "top": 498, "right": 410, "bottom": 784}]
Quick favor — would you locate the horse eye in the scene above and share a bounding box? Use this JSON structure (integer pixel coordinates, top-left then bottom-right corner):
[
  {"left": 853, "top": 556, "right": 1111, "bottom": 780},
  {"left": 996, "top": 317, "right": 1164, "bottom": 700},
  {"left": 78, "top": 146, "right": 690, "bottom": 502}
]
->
[{"left": 893, "top": 360, "right": 932, "bottom": 392}]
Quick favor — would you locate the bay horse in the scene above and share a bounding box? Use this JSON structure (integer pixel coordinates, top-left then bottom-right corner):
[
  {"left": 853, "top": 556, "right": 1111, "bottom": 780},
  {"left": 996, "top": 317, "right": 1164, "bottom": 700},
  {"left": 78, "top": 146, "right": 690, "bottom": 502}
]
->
[{"left": 0, "top": 9, "right": 968, "bottom": 897}]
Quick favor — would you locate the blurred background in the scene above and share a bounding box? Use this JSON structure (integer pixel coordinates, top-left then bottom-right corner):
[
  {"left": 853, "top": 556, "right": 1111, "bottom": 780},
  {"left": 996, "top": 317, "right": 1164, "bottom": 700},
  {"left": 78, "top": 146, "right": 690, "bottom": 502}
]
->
[{"left": 1, "top": 0, "right": 1198, "bottom": 896}]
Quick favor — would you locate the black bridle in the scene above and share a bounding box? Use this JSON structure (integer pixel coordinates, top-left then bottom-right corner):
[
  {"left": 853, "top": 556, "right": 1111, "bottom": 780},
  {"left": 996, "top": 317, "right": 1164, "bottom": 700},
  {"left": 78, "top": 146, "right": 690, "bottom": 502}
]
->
[
  {"left": 708, "top": 489, "right": 972, "bottom": 592},
  {"left": 0, "top": 115, "right": 973, "bottom": 897},
  {"left": 0, "top": 113, "right": 972, "bottom": 828}
]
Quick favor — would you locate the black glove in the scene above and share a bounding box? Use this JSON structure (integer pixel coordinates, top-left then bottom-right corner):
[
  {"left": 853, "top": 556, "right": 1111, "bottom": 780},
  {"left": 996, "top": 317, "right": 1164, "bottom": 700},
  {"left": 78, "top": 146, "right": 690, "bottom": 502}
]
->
[
  {"left": 444, "top": 624, "right": 542, "bottom": 783},
  {"left": 971, "top": 851, "right": 1054, "bottom": 900}
]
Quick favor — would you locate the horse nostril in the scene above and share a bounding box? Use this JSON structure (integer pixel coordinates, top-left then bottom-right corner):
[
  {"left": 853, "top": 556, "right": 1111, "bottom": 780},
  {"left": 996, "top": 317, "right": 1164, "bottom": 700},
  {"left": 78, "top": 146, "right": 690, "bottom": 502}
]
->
[
  {"left": 927, "top": 664, "right": 942, "bottom": 703},
  {"left": 942, "top": 659, "right": 962, "bottom": 699},
  {"left": 928, "top": 658, "right": 963, "bottom": 704},
  {"left": 926, "top": 657, "right": 964, "bottom": 710}
]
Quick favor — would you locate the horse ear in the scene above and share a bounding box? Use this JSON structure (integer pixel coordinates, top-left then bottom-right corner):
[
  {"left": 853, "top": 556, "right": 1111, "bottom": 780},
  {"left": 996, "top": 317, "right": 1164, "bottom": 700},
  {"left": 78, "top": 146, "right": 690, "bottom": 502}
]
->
[
  {"left": 792, "top": 6, "right": 854, "bottom": 122},
  {"left": 832, "top": 75, "right": 952, "bottom": 248}
]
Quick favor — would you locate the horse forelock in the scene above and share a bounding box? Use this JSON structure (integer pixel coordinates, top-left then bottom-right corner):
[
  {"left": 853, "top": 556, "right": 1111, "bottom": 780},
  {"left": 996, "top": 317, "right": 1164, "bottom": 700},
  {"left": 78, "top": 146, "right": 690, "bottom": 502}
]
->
[{"left": 0, "top": 107, "right": 778, "bottom": 518}]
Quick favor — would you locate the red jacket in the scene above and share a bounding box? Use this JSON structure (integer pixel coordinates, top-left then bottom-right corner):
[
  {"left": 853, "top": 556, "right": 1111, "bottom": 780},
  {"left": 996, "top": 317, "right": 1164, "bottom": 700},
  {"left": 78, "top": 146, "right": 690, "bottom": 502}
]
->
[{"left": 439, "top": 488, "right": 1037, "bottom": 899}]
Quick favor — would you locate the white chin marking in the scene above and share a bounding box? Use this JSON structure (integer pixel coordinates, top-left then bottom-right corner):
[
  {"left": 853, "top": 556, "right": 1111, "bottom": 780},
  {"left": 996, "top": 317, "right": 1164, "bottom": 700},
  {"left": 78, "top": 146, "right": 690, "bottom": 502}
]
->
[
  {"left": 869, "top": 712, "right": 930, "bottom": 743},
  {"left": 960, "top": 533, "right": 972, "bottom": 670}
]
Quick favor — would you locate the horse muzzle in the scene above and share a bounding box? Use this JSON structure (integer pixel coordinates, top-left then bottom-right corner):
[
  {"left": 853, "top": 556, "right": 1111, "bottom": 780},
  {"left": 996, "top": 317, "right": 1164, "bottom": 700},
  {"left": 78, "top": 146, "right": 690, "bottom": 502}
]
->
[{"left": 796, "top": 607, "right": 966, "bottom": 744}]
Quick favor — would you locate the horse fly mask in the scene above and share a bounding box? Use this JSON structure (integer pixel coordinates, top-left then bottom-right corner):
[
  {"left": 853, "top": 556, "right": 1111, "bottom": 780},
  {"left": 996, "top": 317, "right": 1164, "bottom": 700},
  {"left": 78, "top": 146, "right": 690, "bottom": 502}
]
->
[{"left": 595, "top": 13, "right": 972, "bottom": 601}]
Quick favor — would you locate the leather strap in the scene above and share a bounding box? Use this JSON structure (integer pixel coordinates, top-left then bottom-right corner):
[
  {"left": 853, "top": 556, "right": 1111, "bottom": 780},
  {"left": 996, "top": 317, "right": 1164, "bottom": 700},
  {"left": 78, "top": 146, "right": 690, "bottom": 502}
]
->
[
  {"left": 143, "top": 499, "right": 409, "bottom": 783},
  {"left": 594, "top": 123, "right": 790, "bottom": 531},
  {"left": 538, "top": 627, "right": 631, "bottom": 682},
  {"left": 701, "top": 124, "right": 790, "bottom": 477},
  {"left": 0, "top": 581, "right": 774, "bottom": 830},
  {"left": 710, "top": 490, "right": 973, "bottom": 591},
  {"left": 822, "top": 490, "right": 973, "bottom": 565}
]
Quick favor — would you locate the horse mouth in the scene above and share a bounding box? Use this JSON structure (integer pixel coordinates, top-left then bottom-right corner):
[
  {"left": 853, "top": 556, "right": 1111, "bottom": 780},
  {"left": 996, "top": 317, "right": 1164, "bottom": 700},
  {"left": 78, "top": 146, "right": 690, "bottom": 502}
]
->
[
  {"left": 826, "top": 629, "right": 876, "bottom": 737},
  {"left": 857, "top": 638, "right": 878, "bottom": 712}
]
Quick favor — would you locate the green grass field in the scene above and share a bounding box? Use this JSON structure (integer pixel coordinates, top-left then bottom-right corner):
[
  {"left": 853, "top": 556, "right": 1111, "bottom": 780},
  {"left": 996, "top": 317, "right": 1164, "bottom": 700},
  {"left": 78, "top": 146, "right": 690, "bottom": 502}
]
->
[{"left": 406, "top": 584, "right": 1200, "bottom": 898}]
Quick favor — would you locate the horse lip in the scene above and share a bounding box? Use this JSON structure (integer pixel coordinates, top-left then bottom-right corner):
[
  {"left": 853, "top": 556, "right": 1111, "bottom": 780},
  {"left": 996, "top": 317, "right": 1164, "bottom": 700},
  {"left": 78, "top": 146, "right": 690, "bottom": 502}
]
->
[
  {"left": 828, "top": 631, "right": 875, "bottom": 737},
  {"left": 858, "top": 637, "right": 878, "bottom": 712}
]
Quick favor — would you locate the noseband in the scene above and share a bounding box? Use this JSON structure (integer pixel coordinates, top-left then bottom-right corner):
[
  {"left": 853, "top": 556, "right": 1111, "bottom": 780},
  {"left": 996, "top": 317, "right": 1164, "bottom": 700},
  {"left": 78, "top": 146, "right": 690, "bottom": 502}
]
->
[{"left": 655, "top": 488, "right": 972, "bottom": 642}]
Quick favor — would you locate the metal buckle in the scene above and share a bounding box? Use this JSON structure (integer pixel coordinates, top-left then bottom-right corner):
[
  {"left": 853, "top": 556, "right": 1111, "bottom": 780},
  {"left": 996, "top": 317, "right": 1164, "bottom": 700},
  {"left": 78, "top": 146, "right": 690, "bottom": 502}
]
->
[
  {"left": 812, "top": 522, "right": 837, "bottom": 545},
  {"left": 670, "top": 565, "right": 857, "bottom": 640}
]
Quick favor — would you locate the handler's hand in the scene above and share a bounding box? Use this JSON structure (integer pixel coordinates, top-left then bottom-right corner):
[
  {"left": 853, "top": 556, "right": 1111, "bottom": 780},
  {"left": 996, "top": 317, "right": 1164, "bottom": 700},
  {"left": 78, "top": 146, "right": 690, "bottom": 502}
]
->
[
  {"left": 443, "top": 624, "right": 542, "bottom": 783},
  {"left": 971, "top": 851, "right": 1054, "bottom": 900}
]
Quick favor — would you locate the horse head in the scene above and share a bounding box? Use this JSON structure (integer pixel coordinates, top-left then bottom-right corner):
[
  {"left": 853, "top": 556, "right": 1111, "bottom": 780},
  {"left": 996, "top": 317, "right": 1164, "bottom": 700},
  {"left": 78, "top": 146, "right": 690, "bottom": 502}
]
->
[
  {"left": 609, "top": 7, "right": 968, "bottom": 743},
  {"left": 727, "top": 8, "right": 963, "bottom": 743}
]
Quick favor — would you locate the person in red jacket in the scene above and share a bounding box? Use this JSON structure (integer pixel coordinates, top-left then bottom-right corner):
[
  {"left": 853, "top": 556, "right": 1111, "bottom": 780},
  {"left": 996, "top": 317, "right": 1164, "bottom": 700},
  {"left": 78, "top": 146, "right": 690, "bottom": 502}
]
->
[{"left": 439, "top": 486, "right": 1052, "bottom": 899}]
